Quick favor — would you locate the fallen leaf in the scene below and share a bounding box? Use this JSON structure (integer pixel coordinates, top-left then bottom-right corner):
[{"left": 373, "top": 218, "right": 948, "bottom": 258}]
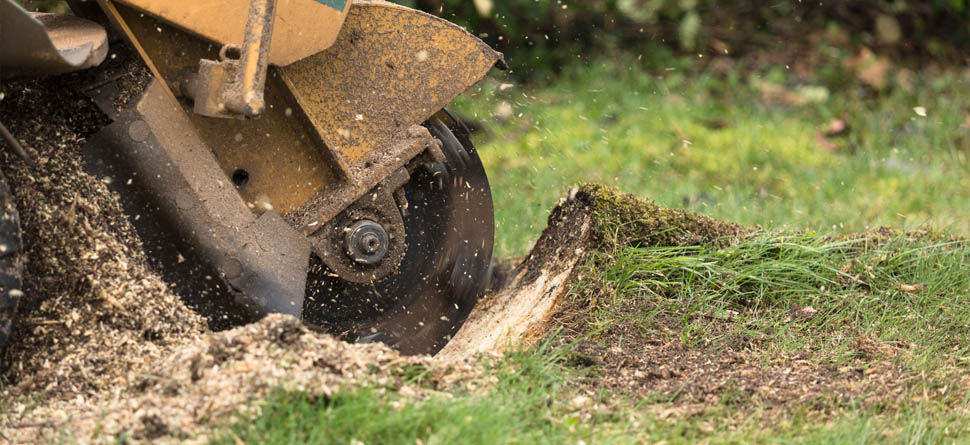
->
[
  {"left": 895, "top": 69, "right": 914, "bottom": 92},
  {"left": 824, "top": 115, "right": 849, "bottom": 137},
  {"left": 897, "top": 283, "right": 924, "bottom": 293},
  {"left": 758, "top": 81, "right": 805, "bottom": 107},
  {"left": 846, "top": 48, "right": 891, "bottom": 90},
  {"left": 709, "top": 38, "right": 730, "bottom": 55}
]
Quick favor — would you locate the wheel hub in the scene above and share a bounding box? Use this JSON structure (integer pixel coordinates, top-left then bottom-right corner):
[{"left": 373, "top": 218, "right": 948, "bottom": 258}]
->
[
  {"left": 345, "top": 219, "right": 389, "bottom": 265},
  {"left": 313, "top": 175, "right": 408, "bottom": 284}
]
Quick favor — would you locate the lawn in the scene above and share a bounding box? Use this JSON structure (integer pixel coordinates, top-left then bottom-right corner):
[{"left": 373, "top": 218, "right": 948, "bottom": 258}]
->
[{"left": 220, "top": 57, "right": 970, "bottom": 443}]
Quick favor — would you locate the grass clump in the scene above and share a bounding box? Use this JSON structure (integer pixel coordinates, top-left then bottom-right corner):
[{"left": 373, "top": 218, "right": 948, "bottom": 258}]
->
[
  {"left": 560, "top": 225, "right": 970, "bottom": 420},
  {"left": 583, "top": 183, "right": 749, "bottom": 249},
  {"left": 591, "top": 232, "right": 970, "bottom": 363}
]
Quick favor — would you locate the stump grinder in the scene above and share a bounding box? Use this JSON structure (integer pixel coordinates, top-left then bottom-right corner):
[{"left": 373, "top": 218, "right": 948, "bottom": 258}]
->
[{"left": 0, "top": 0, "right": 502, "bottom": 357}]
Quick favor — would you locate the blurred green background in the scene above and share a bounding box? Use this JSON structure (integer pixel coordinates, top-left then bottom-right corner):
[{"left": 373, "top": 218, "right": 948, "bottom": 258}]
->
[{"left": 399, "top": 0, "right": 970, "bottom": 81}]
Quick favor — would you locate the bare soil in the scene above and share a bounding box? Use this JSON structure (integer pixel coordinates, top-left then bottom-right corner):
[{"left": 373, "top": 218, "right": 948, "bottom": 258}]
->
[{"left": 555, "top": 298, "right": 913, "bottom": 423}]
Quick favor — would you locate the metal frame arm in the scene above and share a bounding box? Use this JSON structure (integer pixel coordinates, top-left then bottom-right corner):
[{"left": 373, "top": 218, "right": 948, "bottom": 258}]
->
[{"left": 191, "top": 0, "right": 278, "bottom": 118}]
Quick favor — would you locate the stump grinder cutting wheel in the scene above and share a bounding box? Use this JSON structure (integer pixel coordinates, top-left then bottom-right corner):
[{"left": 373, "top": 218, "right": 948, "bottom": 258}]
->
[{"left": 0, "top": 0, "right": 502, "bottom": 356}]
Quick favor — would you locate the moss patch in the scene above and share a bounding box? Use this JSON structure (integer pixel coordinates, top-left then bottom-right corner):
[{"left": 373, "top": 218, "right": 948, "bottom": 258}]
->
[{"left": 580, "top": 183, "right": 750, "bottom": 250}]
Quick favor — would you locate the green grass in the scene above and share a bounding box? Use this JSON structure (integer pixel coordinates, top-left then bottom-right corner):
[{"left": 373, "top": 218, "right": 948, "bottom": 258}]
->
[
  {"left": 569, "top": 230, "right": 970, "bottom": 443},
  {"left": 221, "top": 391, "right": 970, "bottom": 444},
  {"left": 453, "top": 58, "right": 970, "bottom": 256},
  {"left": 592, "top": 232, "right": 970, "bottom": 375}
]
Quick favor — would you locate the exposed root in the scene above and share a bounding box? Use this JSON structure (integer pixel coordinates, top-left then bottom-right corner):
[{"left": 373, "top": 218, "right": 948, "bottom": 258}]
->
[{"left": 440, "top": 190, "right": 594, "bottom": 360}]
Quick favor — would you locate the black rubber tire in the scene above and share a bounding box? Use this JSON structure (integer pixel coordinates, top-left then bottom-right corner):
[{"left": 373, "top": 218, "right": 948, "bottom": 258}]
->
[{"left": 0, "top": 170, "right": 23, "bottom": 367}]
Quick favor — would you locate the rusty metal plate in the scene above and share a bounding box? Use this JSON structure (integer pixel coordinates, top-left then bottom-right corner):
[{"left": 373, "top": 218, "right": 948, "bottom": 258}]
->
[
  {"left": 278, "top": 0, "right": 503, "bottom": 173},
  {"left": 112, "top": 0, "right": 350, "bottom": 66},
  {"left": 111, "top": 2, "right": 338, "bottom": 215},
  {"left": 99, "top": 0, "right": 501, "bottom": 235}
]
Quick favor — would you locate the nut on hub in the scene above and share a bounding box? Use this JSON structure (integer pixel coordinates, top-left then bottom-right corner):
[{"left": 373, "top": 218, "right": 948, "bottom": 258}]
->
[{"left": 345, "top": 219, "right": 389, "bottom": 265}]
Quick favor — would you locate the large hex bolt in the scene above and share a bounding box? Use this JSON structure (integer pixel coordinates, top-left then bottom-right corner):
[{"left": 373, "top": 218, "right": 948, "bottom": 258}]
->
[{"left": 345, "top": 219, "right": 389, "bottom": 265}]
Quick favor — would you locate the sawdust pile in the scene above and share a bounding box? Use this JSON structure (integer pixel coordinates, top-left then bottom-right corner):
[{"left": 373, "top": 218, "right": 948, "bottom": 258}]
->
[
  {"left": 0, "top": 77, "right": 207, "bottom": 396},
  {"left": 3, "top": 315, "right": 485, "bottom": 443}
]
